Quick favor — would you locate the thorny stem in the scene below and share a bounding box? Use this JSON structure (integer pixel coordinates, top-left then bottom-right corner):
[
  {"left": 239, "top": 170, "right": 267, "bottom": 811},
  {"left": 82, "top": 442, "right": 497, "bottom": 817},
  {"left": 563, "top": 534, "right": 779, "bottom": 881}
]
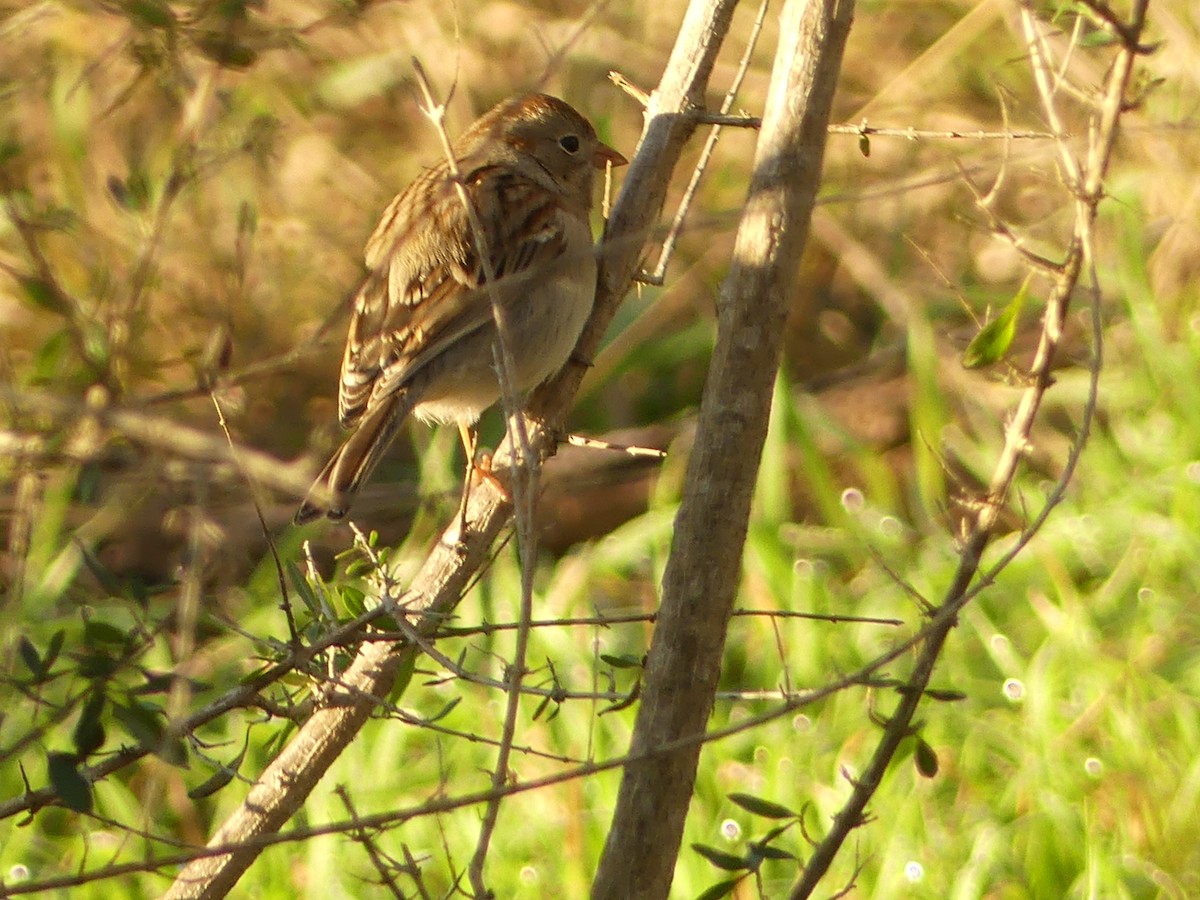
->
[{"left": 789, "top": 3, "right": 1147, "bottom": 896}]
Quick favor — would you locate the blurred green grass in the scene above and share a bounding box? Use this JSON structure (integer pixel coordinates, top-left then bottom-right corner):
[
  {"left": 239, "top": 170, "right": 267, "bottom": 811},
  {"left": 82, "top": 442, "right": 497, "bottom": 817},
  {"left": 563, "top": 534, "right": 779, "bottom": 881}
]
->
[{"left": 2, "top": 0, "right": 1199, "bottom": 897}]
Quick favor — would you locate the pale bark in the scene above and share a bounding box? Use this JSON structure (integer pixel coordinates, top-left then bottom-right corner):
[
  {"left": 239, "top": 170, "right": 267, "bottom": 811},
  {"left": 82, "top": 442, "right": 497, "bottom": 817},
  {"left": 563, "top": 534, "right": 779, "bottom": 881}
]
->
[{"left": 590, "top": 1, "right": 855, "bottom": 897}]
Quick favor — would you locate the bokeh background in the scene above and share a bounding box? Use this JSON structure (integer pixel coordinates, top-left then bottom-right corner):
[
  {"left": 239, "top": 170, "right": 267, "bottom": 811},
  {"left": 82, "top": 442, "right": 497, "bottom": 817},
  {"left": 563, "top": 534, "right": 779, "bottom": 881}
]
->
[{"left": 2, "top": 0, "right": 1198, "bottom": 896}]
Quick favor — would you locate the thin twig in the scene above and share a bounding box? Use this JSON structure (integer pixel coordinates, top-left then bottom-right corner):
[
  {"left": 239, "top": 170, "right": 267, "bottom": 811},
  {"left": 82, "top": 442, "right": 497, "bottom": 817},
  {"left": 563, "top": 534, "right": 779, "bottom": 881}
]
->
[
  {"left": 406, "top": 59, "right": 541, "bottom": 895},
  {"left": 640, "top": 0, "right": 770, "bottom": 285}
]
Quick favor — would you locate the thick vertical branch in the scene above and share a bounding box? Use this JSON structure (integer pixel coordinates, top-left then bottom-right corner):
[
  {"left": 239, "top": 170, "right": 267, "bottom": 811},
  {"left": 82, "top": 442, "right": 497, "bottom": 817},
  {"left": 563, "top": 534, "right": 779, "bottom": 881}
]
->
[{"left": 590, "top": 1, "right": 855, "bottom": 898}]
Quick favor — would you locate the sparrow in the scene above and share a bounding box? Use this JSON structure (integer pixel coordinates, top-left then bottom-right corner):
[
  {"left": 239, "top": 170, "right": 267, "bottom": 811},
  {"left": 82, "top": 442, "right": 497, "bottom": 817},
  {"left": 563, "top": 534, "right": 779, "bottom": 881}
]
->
[{"left": 295, "top": 93, "right": 626, "bottom": 524}]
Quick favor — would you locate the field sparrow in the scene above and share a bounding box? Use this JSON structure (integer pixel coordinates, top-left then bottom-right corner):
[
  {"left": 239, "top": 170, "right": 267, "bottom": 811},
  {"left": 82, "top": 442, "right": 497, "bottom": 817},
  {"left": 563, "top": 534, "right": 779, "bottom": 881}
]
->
[{"left": 295, "top": 93, "right": 627, "bottom": 524}]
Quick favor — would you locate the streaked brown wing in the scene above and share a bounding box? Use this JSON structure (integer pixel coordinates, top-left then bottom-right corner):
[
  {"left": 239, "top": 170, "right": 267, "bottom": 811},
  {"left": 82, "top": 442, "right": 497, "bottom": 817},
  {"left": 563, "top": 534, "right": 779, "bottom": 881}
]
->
[{"left": 337, "top": 162, "right": 569, "bottom": 427}]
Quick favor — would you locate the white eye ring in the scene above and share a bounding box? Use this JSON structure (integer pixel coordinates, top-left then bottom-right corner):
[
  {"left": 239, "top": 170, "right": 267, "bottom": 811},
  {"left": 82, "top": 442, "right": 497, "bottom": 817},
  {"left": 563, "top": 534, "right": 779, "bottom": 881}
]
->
[{"left": 558, "top": 134, "right": 581, "bottom": 154}]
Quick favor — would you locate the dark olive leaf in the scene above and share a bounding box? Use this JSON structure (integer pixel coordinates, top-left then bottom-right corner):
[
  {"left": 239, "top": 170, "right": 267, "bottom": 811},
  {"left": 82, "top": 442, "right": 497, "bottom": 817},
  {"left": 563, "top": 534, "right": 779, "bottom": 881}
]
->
[
  {"left": 1079, "top": 28, "right": 1120, "bottom": 48},
  {"left": 925, "top": 688, "right": 968, "bottom": 702},
  {"left": 187, "top": 764, "right": 236, "bottom": 800},
  {"left": 75, "top": 538, "right": 126, "bottom": 597},
  {"left": 113, "top": 699, "right": 165, "bottom": 749},
  {"left": 694, "top": 877, "right": 745, "bottom": 900},
  {"left": 751, "top": 844, "right": 795, "bottom": 861},
  {"left": 44, "top": 630, "right": 66, "bottom": 672},
  {"left": 759, "top": 822, "right": 794, "bottom": 844},
  {"left": 599, "top": 680, "right": 641, "bottom": 716},
  {"left": 18, "top": 636, "right": 44, "bottom": 680},
  {"left": 387, "top": 652, "right": 417, "bottom": 705},
  {"left": 83, "top": 619, "right": 128, "bottom": 648},
  {"left": 76, "top": 650, "right": 118, "bottom": 679},
  {"left": 187, "top": 735, "right": 248, "bottom": 799},
  {"left": 426, "top": 697, "right": 461, "bottom": 724},
  {"left": 47, "top": 752, "right": 93, "bottom": 813},
  {"left": 73, "top": 692, "right": 107, "bottom": 759},
  {"left": 728, "top": 792, "right": 798, "bottom": 820},
  {"left": 690, "top": 843, "right": 749, "bottom": 872},
  {"left": 915, "top": 737, "right": 940, "bottom": 778},
  {"left": 286, "top": 561, "right": 321, "bottom": 616},
  {"left": 31, "top": 330, "right": 70, "bottom": 382},
  {"left": 858, "top": 132, "right": 871, "bottom": 157}
]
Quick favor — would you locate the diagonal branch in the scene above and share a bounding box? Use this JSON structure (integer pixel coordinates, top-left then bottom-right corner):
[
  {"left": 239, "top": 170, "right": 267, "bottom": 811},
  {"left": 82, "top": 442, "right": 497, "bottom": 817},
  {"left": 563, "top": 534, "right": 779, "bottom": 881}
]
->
[
  {"left": 788, "top": 2, "right": 1148, "bottom": 895},
  {"left": 161, "top": 1, "right": 740, "bottom": 895}
]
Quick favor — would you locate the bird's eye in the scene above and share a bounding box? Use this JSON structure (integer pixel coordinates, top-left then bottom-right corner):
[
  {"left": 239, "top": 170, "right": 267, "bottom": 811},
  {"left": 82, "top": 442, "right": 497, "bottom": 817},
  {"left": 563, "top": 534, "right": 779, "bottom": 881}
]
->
[{"left": 559, "top": 134, "right": 581, "bottom": 154}]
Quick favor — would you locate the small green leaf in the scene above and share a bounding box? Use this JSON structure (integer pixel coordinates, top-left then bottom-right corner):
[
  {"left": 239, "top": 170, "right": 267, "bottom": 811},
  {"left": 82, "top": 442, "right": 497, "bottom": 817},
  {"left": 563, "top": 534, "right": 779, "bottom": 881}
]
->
[
  {"left": 426, "top": 697, "right": 460, "bottom": 724},
  {"left": 915, "top": 737, "right": 940, "bottom": 778},
  {"left": 44, "top": 630, "right": 66, "bottom": 672},
  {"left": 728, "top": 792, "right": 798, "bottom": 820},
  {"left": 338, "top": 585, "right": 366, "bottom": 618},
  {"left": 31, "top": 331, "right": 70, "bottom": 382},
  {"left": 387, "top": 651, "right": 417, "bottom": 704},
  {"left": 691, "top": 843, "right": 749, "bottom": 872},
  {"left": 751, "top": 844, "right": 796, "bottom": 861},
  {"left": 286, "top": 561, "right": 321, "bottom": 616},
  {"left": 0, "top": 135, "right": 21, "bottom": 167},
  {"left": 47, "top": 752, "right": 93, "bottom": 813},
  {"left": 858, "top": 132, "right": 871, "bottom": 157},
  {"left": 759, "top": 822, "right": 794, "bottom": 844},
  {"left": 962, "top": 275, "right": 1031, "bottom": 369},
  {"left": 188, "top": 736, "right": 249, "bottom": 799},
  {"left": 694, "top": 877, "right": 745, "bottom": 900},
  {"left": 1079, "top": 29, "right": 1119, "bottom": 48}
]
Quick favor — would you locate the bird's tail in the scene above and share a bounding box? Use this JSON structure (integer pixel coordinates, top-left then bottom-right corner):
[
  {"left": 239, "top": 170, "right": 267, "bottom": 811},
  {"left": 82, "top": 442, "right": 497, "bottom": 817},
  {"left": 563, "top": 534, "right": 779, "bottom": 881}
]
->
[{"left": 294, "top": 392, "right": 412, "bottom": 524}]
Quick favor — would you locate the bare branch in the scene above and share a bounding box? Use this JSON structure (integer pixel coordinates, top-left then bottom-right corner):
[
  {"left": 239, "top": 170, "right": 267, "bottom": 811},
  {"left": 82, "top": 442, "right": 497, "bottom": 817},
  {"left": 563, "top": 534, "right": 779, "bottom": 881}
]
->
[
  {"left": 591, "top": 0, "right": 855, "bottom": 896},
  {"left": 161, "top": 0, "right": 742, "bottom": 893}
]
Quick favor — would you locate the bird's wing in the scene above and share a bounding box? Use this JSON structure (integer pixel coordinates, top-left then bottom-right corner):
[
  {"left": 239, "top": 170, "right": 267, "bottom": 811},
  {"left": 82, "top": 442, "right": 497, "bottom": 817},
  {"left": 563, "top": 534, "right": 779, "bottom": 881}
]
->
[{"left": 337, "top": 163, "right": 571, "bottom": 427}]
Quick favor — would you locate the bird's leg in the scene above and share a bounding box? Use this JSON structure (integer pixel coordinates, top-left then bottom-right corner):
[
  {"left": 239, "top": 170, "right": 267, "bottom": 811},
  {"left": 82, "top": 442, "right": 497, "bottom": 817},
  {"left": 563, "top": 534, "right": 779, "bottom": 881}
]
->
[
  {"left": 454, "top": 422, "right": 513, "bottom": 539},
  {"left": 455, "top": 422, "right": 479, "bottom": 540}
]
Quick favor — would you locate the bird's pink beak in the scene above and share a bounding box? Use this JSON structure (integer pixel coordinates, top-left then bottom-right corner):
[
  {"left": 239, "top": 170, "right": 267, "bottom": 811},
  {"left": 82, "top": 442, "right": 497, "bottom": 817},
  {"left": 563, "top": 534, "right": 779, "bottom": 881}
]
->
[{"left": 592, "top": 142, "right": 628, "bottom": 168}]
